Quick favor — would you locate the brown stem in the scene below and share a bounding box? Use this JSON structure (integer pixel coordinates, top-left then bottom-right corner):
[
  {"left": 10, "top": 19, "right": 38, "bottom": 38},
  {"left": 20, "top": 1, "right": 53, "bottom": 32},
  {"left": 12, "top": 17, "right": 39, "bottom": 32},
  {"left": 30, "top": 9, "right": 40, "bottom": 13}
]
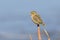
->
[
  {"left": 48, "top": 37, "right": 50, "bottom": 40},
  {"left": 37, "top": 25, "right": 42, "bottom": 40},
  {"left": 29, "top": 34, "right": 32, "bottom": 40}
]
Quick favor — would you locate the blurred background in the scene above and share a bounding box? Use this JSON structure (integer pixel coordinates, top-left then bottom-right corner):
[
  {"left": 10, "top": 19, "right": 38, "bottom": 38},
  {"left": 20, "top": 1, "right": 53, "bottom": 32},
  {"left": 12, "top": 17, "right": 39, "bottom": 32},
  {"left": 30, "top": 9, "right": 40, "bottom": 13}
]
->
[{"left": 0, "top": 0, "right": 60, "bottom": 40}]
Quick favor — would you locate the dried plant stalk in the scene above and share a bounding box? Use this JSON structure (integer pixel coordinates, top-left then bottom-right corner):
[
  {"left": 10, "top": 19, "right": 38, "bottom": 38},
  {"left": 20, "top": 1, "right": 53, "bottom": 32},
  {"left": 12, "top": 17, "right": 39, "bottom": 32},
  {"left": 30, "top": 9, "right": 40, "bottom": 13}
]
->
[
  {"left": 29, "top": 34, "right": 32, "bottom": 40},
  {"left": 48, "top": 37, "right": 50, "bottom": 40},
  {"left": 43, "top": 29, "right": 50, "bottom": 40},
  {"left": 37, "top": 26, "right": 42, "bottom": 40}
]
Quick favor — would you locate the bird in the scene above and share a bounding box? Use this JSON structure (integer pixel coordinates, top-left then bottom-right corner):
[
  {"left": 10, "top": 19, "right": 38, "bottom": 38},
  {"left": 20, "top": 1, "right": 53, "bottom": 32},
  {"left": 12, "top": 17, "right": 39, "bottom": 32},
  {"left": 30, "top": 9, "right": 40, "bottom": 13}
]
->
[{"left": 30, "top": 11, "right": 45, "bottom": 26}]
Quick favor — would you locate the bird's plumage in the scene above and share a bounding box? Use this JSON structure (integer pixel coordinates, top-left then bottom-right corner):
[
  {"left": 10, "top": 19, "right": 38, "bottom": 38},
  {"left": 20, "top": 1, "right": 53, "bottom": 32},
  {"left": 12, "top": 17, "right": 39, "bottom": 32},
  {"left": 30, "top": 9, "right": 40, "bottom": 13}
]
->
[{"left": 30, "top": 11, "right": 45, "bottom": 26}]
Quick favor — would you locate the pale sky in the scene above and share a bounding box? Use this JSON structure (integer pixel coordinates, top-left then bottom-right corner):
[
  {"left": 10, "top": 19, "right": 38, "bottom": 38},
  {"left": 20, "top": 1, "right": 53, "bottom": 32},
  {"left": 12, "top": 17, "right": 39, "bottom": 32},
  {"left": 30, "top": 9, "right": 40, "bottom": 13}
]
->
[{"left": 0, "top": 0, "right": 60, "bottom": 40}]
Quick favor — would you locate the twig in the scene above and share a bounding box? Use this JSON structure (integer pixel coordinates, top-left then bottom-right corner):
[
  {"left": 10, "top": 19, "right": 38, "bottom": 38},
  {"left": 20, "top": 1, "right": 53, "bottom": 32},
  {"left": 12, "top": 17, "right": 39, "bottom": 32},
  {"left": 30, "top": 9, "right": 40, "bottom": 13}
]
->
[
  {"left": 43, "top": 29, "right": 50, "bottom": 40},
  {"left": 37, "top": 25, "right": 42, "bottom": 40},
  {"left": 29, "top": 34, "right": 32, "bottom": 40}
]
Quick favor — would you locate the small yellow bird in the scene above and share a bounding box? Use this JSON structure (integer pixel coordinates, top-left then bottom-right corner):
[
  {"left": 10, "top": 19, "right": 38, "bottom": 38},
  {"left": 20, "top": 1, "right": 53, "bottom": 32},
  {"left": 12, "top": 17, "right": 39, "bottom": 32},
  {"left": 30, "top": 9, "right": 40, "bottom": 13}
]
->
[{"left": 30, "top": 11, "right": 45, "bottom": 26}]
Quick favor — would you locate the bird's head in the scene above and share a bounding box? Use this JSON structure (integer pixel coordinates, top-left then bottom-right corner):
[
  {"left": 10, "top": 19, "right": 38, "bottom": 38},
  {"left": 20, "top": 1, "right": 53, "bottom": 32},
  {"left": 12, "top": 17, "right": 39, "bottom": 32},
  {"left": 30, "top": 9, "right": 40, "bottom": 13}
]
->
[{"left": 30, "top": 11, "right": 37, "bottom": 16}]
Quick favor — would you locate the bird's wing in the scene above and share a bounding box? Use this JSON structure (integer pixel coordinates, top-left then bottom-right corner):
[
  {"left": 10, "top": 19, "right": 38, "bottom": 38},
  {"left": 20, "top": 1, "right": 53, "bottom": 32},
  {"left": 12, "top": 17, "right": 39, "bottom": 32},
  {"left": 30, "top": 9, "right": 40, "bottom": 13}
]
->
[{"left": 32, "top": 15, "right": 43, "bottom": 24}]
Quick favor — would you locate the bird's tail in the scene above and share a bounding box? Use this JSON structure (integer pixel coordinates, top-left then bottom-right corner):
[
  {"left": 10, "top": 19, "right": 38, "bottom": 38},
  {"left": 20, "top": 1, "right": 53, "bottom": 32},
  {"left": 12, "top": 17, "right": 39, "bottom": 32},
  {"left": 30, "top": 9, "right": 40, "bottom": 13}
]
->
[{"left": 42, "top": 22, "right": 46, "bottom": 26}]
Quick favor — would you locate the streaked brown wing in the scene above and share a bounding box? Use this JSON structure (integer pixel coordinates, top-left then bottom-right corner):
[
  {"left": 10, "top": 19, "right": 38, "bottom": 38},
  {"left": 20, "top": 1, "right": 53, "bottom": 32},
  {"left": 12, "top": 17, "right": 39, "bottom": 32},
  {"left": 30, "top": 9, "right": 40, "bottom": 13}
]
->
[{"left": 33, "top": 15, "right": 43, "bottom": 24}]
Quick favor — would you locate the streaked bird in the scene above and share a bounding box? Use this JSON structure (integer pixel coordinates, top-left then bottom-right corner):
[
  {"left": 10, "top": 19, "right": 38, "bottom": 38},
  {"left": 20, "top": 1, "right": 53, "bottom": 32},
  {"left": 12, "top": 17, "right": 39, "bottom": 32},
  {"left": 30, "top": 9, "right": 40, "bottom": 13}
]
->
[{"left": 30, "top": 11, "right": 45, "bottom": 26}]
